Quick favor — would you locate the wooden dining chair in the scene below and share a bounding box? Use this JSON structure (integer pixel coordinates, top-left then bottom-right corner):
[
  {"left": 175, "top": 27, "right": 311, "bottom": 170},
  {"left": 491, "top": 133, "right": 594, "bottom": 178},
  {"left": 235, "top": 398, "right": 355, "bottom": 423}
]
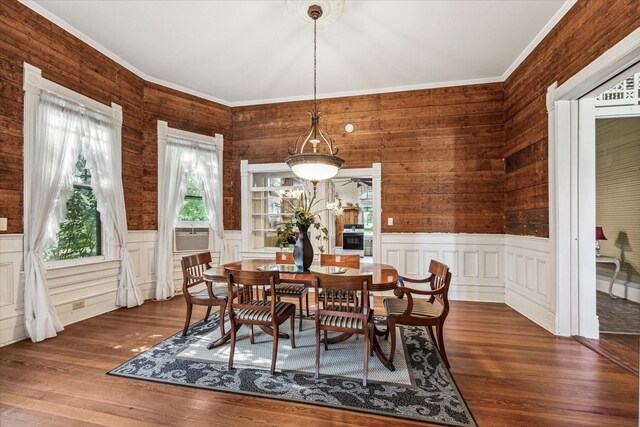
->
[
  {"left": 312, "top": 271, "right": 373, "bottom": 386},
  {"left": 263, "top": 251, "right": 309, "bottom": 331},
  {"left": 181, "top": 252, "right": 236, "bottom": 336},
  {"left": 383, "top": 260, "right": 452, "bottom": 367},
  {"left": 226, "top": 268, "right": 297, "bottom": 375},
  {"left": 319, "top": 254, "right": 361, "bottom": 308}
]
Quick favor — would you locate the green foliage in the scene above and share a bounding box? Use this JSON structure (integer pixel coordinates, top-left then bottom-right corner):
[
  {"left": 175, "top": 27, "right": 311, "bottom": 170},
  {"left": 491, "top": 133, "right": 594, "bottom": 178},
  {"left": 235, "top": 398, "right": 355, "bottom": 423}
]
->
[
  {"left": 273, "top": 189, "right": 342, "bottom": 254},
  {"left": 43, "top": 155, "right": 100, "bottom": 261},
  {"left": 178, "top": 174, "right": 208, "bottom": 222}
]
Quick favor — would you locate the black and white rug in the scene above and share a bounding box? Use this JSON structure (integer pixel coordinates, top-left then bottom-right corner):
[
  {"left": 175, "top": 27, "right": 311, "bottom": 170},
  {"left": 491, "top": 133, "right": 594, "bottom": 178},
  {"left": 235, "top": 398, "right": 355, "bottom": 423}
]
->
[{"left": 109, "top": 313, "right": 476, "bottom": 427}]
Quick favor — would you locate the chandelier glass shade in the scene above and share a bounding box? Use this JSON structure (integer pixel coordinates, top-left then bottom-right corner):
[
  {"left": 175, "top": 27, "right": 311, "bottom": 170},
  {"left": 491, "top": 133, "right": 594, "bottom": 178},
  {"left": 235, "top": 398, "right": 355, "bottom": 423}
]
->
[{"left": 285, "top": 5, "right": 344, "bottom": 183}]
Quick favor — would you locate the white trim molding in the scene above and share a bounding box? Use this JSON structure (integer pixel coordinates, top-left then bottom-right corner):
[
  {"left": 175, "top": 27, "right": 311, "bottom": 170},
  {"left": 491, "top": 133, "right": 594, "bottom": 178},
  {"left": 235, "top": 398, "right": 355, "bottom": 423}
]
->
[
  {"left": 20, "top": 0, "right": 577, "bottom": 107},
  {"left": 547, "top": 27, "right": 640, "bottom": 337}
]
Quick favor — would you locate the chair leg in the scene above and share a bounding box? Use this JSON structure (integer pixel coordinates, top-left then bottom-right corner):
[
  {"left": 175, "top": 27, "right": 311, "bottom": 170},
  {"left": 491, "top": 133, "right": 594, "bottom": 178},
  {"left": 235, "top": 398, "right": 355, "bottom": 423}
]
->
[
  {"left": 363, "top": 328, "right": 369, "bottom": 387},
  {"left": 290, "top": 313, "right": 296, "bottom": 349},
  {"left": 315, "top": 326, "right": 321, "bottom": 379},
  {"left": 204, "top": 306, "right": 212, "bottom": 322},
  {"left": 427, "top": 325, "right": 437, "bottom": 346},
  {"left": 270, "top": 324, "right": 279, "bottom": 375},
  {"left": 219, "top": 301, "right": 227, "bottom": 336},
  {"left": 228, "top": 322, "right": 238, "bottom": 370},
  {"left": 388, "top": 319, "right": 397, "bottom": 364},
  {"left": 305, "top": 293, "right": 310, "bottom": 317},
  {"left": 323, "top": 330, "right": 328, "bottom": 351},
  {"left": 298, "top": 296, "right": 303, "bottom": 331},
  {"left": 182, "top": 303, "right": 193, "bottom": 336},
  {"left": 249, "top": 324, "right": 255, "bottom": 344},
  {"left": 436, "top": 322, "right": 450, "bottom": 368}
]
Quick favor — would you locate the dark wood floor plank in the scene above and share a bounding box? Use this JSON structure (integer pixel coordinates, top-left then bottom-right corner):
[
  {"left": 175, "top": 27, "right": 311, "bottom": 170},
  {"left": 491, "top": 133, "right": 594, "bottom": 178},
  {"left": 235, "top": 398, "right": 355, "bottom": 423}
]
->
[{"left": 0, "top": 298, "right": 637, "bottom": 427}]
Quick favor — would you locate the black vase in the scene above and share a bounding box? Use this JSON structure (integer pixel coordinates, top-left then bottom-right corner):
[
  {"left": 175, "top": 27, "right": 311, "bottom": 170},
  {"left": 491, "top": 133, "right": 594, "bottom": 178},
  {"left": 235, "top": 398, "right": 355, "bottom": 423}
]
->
[{"left": 293, "top": 223, "right": 314, "bottom": 271}]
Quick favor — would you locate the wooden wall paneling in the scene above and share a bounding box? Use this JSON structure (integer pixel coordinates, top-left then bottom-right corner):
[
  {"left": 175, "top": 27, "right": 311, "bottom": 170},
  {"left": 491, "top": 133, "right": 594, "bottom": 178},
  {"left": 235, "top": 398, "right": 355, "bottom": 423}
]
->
[
  {"left": 503, "top": 0, "right": 640, "bottom": 237},
  {"left": 0, "top": 0, "right": 233, "bottom": 234},
  {"left": 231, "top": 83, "right": 506, "bottom": 233}
]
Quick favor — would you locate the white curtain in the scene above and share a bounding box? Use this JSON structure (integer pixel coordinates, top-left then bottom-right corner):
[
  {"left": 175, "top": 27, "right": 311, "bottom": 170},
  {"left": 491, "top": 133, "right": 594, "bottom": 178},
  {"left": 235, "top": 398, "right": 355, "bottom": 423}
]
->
[
  {"left": 155, "top": 143, "right": 193, "bottom": 299},
  {"left": 82, "top": 112, "right": 143, "bottom": 308},
  {"left": 199, "top": 148, "right": 227, "bottom": 262},
  {"left": 23, "top": 92, "right": 82, "bottom": 342}
]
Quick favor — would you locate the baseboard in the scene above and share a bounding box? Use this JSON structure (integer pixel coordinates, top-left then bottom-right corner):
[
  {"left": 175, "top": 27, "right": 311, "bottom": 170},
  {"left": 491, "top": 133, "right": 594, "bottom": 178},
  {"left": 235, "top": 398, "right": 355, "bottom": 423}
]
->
[
  {"left": 505, "top": 287, "right": 556, "bottom": 334},
  {"left": 596, "top": 276, "right": 640, "bottom": 302}
]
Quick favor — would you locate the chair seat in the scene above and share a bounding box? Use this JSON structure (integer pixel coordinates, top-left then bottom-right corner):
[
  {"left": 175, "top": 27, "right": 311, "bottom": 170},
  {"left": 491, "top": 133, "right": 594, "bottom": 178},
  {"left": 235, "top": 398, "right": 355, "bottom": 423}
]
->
[
  {"left": 318, "top": 289, "right": 356, "bottom": 303},
  {"left": 319, "top": 305, "right": 369, "bottom": 330},
  {"left": 235, "top": 300, "right": 295, "bottom": 322},
  {"left": 191, "top": 286, "right": 234, "bottom": 300},
  {"left": 264, "top": 283, "right": 307, "bottom": 296},
  {"left": 383, "top": 297, "right": 441, "bottom": 318}
]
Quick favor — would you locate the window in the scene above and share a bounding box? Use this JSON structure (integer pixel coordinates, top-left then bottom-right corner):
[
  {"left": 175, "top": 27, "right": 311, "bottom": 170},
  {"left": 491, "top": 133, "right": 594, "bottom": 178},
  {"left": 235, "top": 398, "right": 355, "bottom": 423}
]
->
[
  {"left": 43, "top": 154, "right": 102, "bottom": 261},
  {"left": 177, "top": 171, "right": 208, "bottom": 223}
]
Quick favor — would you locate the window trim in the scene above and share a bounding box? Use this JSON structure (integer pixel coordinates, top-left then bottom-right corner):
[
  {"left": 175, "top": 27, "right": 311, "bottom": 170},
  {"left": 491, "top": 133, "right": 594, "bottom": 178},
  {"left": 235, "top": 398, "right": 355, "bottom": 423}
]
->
[
  {"left": 23, "top": 62, "right": 122, "bottom": 269},
  {"left": 157, "top": 121, "right": 223, "bottom": 252}
]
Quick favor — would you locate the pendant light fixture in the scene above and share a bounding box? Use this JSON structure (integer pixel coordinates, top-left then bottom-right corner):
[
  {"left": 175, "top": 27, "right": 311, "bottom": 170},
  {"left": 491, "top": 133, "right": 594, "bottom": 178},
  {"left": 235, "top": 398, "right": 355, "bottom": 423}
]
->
[{"left": 285, "top": 4, "right": 344, "bottom": 185}]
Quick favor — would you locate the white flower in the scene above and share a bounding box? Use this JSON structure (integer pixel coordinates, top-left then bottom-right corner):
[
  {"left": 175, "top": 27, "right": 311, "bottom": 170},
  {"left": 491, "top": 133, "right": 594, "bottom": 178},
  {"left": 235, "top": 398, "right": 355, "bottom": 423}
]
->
[
  {"left": 326, "top": 201, "right": 338, "bottom": 210},
  {"left": 289, "top": 189, "right": 304, "bottom": 200},
  {"left": 273, "top": 196, "right": 283, "bottom": 206},
  {"left": 277, "top": 189, "right": 287, "bottom": 197}
]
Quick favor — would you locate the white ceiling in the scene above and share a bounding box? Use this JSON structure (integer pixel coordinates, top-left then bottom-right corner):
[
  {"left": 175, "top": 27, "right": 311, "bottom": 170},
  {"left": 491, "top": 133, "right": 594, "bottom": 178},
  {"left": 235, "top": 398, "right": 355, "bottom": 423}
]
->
[{"left": 26, "top": 0, "right": 570, "bottom": 106}]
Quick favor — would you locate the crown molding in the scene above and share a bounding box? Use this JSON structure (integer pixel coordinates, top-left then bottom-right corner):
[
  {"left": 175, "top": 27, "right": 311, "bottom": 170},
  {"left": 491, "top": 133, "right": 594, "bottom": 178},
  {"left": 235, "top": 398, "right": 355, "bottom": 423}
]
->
[
  {"left": 18, "top": 0, "right": 232, "bottom": 107},
  {"left": 20, "top": 0, "right": 577, "bottom": 107},
  {"left": 501, "top": 0, "right": 577, "bottom": 81},
  {"left": 229, "top": 76, "right": 504, "bottom": 107}
]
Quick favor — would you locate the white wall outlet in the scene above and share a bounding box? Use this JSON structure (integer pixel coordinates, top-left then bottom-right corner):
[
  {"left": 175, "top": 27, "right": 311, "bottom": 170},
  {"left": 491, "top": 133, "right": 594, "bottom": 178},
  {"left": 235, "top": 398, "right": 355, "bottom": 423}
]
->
[
  {"left": 0, "top": 218, "right": 7, "bottom": 231},
  {"left": 72, "top": 300, "right": 85, "bottom": 310},
  {"left": 387, "top": 217, "right": 393, "bottom": 226}
]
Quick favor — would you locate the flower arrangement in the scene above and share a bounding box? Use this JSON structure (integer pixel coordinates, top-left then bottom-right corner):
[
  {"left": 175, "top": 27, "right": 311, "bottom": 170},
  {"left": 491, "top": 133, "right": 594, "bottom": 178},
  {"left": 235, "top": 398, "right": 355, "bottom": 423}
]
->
[{"left": 274, "top": 188, "right": 343, "bottom": 254}]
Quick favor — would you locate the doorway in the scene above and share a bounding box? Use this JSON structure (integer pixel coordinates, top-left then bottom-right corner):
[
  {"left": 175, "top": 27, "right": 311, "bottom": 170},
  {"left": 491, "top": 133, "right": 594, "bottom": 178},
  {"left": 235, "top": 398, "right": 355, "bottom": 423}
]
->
[{"left": 321, "top": 164, "right": 381, "bottom": 263}]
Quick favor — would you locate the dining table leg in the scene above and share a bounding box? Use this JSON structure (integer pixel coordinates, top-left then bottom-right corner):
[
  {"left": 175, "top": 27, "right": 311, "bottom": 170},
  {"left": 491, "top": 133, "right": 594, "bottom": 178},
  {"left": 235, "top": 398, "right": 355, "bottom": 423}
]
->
[{"left": 208, "top": 326, "right": 289, "bottom": 349}]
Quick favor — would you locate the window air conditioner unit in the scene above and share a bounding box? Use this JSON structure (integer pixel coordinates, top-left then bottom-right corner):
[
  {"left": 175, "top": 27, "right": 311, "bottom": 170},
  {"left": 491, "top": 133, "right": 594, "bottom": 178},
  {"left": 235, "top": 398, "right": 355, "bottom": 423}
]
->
[{"left": 174, "top": 227, "right": 210, "bottom": 252}]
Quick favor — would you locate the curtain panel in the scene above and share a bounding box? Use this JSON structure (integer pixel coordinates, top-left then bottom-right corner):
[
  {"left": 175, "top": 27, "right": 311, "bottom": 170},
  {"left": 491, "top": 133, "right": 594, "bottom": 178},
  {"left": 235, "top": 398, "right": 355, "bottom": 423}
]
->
[
  {"left": 23, "top": 92, "right": 141, "bottom": 342},
  {"left": 155, "top": 136, "right": 225, "bottom": 300}
]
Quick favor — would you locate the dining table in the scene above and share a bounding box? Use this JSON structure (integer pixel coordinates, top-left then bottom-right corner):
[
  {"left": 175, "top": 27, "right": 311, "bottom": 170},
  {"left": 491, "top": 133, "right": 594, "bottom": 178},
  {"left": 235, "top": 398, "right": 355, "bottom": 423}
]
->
[{"left": 203, "top": 258, "right": 400, "bottom": 370}]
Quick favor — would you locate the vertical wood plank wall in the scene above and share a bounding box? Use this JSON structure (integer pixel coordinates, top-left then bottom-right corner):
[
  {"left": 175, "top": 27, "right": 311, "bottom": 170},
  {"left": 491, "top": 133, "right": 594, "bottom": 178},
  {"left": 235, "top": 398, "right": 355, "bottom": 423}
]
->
[
  {"left": 1, "top": 0, "right": 639, "bottom": 236},
  {"left": 503, "top": 0, "right": 640, "bottom": 237},
  {"left": 232, "top": 84, "right": 506, "bottom": 233}
]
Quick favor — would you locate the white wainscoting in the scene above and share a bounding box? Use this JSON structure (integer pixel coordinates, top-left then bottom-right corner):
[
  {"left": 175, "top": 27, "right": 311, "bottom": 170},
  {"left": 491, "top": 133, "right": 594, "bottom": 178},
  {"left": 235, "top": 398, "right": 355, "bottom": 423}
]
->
[
  {"left": 225, "top": 230, "right": 242, "bottom": 263},
  {"left": 504, "top": 234, "right": 555, "bottom": 333},
  {"left": 0, "top": 230, "right": 234, "bottom": 347},
  {"left": 380, "top": 233, "right": 505, "bottom": 302}
]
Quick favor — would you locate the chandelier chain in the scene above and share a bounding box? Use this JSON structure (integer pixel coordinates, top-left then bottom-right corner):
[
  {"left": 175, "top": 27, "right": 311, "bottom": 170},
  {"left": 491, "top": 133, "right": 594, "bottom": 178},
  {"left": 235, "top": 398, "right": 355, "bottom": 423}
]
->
[{"left": 313, "top": 18, "right": 317, "bottom": 113}]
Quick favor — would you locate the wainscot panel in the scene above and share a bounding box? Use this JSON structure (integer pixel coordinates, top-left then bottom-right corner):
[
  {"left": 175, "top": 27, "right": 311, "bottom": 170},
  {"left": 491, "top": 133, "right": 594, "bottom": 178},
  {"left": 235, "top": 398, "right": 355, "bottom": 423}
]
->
[
  {"left": 380, "top": 233, "right": 505, "bottom": 302},
  {"left": 504, "top": 234, "right": 555, "bottom": 333}
]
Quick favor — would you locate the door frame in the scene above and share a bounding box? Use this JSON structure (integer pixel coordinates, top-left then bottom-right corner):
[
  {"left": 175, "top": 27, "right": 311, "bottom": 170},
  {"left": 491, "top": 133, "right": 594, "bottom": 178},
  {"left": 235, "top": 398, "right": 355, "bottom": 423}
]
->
[
  {"left": 547, "top": 28, "right": 640, "bottom": 337},
  {"left": 324, "top": 164, "right": 382, "bottom": 263}
]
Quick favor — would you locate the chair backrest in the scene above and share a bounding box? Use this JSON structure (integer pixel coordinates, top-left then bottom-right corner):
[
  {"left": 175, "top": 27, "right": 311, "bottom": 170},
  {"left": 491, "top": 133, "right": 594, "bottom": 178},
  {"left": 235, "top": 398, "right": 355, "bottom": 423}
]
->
[
  {"left": 427, "top": 260, "right": 451, "bottom": 312},
  {"left": 275, "top": 251, "right": 294, "bottom": 265},
  {"left": 312, "top": 271, "right": 371, "bottom": 326},
  {"left": 226, "top": 268, "right": 280, "bottom": 319},
  {"left": 181, "top": 252, "right": 212, "bottom": 293},
  {"left": 320, "top": 254, "right": 360, "bottom": 269}
]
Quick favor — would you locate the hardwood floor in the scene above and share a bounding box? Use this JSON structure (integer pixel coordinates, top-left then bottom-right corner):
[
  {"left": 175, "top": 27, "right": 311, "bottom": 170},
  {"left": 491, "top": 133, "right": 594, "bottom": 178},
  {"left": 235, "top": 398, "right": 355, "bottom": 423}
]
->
[{"left": 1, "top": 298, "right": 638, "bottom": 427}]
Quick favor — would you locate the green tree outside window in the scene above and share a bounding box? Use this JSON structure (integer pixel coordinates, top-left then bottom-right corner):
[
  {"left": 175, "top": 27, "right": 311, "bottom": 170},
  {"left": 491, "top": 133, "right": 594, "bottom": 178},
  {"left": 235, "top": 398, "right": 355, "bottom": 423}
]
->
[
  {"left": 43, "top": 154, "right": 101, "bottom": 261},
  {"left": 178, "top": 172, "right": 208, "bottom": 222}
]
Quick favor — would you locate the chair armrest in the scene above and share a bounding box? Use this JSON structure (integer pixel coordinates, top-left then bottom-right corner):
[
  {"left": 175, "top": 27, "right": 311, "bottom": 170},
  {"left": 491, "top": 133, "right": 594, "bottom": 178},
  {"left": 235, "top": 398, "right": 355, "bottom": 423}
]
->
[{"left": 398, "top": 275, "right": 432, "bottom": 285}]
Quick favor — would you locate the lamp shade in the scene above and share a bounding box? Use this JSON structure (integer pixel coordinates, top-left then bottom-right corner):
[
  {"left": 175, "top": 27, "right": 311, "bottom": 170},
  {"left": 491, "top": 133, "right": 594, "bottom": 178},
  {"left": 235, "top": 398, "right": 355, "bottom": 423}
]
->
[
  {"left": 285, "top": 152, "right": 345, "bottom": 182},
  {"left": 595, "top": 226, "right": 607, "bottom": 240}
]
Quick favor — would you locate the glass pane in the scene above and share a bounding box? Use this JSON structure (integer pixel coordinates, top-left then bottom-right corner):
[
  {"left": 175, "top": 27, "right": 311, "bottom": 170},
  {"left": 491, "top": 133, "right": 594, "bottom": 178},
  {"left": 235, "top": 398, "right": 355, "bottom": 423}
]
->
[
  {"left": 178, "top": 172, "right": 208, "bottom": 222},
  {"left": 251, "top": 172, "right": 305, "bottom": 249},
  {"left": 44, "top": 155, "right": 101, "bottom": 261}
]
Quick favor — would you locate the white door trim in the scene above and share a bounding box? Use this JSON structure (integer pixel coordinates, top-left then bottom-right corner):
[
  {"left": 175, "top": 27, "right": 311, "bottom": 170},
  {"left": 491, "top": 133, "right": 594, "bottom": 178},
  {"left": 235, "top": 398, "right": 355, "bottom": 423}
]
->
[{"left": 548, "top": 28, "right": 640, "bottom": 337}]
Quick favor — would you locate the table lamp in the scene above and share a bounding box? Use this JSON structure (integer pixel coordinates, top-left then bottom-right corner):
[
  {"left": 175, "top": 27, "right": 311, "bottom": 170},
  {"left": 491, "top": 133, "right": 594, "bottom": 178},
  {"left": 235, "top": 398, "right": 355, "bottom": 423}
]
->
[{"left": 595, "top": 226, "right": 607, "bottom": 256}]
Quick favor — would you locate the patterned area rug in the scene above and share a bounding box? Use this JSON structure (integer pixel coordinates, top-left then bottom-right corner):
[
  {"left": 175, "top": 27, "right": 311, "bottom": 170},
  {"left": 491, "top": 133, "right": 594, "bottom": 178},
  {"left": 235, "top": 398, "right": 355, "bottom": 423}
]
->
[
  {"left": 597, "top": 291, "right": 640, "bottom": 334},
  {"left": 109, "top": 313, "right": 476, "bottom": 427}
]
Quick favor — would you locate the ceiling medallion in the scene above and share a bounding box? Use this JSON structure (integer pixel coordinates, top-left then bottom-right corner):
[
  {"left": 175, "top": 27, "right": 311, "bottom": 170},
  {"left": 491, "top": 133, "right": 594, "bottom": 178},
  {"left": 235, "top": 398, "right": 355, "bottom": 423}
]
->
[
  {"left": 285, "top": 4, "right": 345, "bottom": 186},
  {"left": 285, "top": 0, "right": 344, "bottom": 27}
]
